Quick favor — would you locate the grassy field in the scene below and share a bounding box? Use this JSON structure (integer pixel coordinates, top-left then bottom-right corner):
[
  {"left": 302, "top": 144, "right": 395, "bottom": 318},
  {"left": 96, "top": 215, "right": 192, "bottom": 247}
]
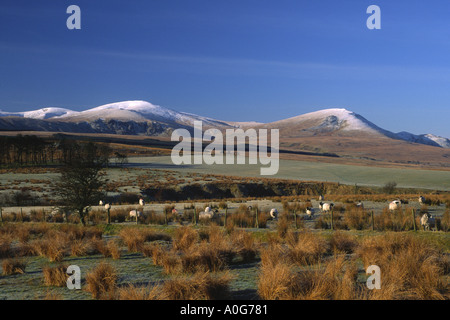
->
[
  {"left": 0, "top": 221, "right": 448, "bottom": 300},
  {"left": 1, "top": 154, "right": 449, "bottom": 301},
  {"left": 125, "top": 155, "right": 450, "bottom": 191}
]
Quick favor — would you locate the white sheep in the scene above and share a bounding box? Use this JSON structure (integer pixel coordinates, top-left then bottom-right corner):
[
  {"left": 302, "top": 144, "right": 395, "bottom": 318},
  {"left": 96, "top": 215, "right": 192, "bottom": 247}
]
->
[
  {"left": 104, "top": 203, "right": 111, "bottom": 210},
  {"left": 306, "top": 207, "right": 315, "bottom": 219},
  {"left": 389, "top": 200, "right": 401, "bottom": 211},
  {"left": 418, "top": 196, "right": 425, "bottom": 205},
  {"left": 99, "top": 200, "right": 104, "bottom": 206},
  {"left": 318, "top": 195, "right": 324, "bottom": 201},
  {"left": 199, "top": 209, "right": 215, "bottom": 220},
  {"left": 270, "top": 208, "right": 278, "bottom": 219},
  {"left": 356, "top": 201, "right": 364, "bottom": 209},
  {"left": 320, "top": 202, "right": 334, "bottom": 212},
  {"left": 129, "top": 210, "right": 142, "bottom": 218},
  {"left": 420, "top": 213, "right": 435, "bottom": 231},
  {"left": 139, "top": 198, "right": 145, "bottom": 206}
]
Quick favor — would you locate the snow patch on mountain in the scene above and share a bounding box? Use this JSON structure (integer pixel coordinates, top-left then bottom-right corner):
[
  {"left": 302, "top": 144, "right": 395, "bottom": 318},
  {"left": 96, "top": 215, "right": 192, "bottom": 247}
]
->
[
  {"left": 0, "top": 107, "right": 78, "bottom": 119},
  {"left": 1, "top": 102, "right": 449, "bottom": 148},
  {"left": 396, "top": 131, "right": 450, "bottom": 148}
]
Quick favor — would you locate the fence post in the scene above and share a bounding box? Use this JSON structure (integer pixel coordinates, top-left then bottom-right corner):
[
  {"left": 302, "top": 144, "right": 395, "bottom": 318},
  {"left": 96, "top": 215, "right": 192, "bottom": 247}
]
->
[
  {"left": 107, "top": 208, "right": 111, "bottom": 225},
  {"left": 294, "top": 210, "right": 298, "bottom": 229},
  {"left": 330, "top": 210, "right": 334, "bottom": 230},
  {"left": 0, "top": 207, "right": 2, "bottom": 222},
  {"left": 255, "top": 207, "right": 259, "bottom": 229},
  {"left": 224, "top": 208, "right": 227, "bottom": 227},
  {"left": 371, "top": 210, "right": 375, "bottom": 231},
  {"left": 412, "top": 209, "right": 416, "bottom": 231},
  {"left": 20, "top": 208, "right": 24, "bottom": 222},
  {"left": 194, "top": 207, "right": 197, "bottom": 226}
]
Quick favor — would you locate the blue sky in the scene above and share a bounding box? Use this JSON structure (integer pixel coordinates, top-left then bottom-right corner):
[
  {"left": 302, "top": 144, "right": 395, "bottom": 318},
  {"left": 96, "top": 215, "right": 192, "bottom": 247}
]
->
[{"left": 1, "top": 0, "right": 450, "bottom": 137}]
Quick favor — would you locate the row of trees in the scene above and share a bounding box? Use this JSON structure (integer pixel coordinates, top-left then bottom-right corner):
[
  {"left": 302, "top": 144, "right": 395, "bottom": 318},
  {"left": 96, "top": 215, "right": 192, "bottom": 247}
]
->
[{"left": 0, "top": 134, "right": 118, "bottom": 167}]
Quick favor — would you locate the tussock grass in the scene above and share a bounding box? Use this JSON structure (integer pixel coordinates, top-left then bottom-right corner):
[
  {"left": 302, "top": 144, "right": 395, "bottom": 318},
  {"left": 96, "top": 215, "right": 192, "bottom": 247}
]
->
[
  {"left": 2, "top": 258, "right": 27, "bottom": 275},
  {"left": 43, "top": 264, "right": 68, "bottom": 287},
  {"left": 161, "top": 271, "right": 233, "bottom": 300},
  {"left": 85, "top": 262, "right": 118, "bottom": 300},
  {"left": 357, "top": 233, "right": 449, "bottom": 300},
  {"left": 119, "top": 227, "right": 171, "bottom": 252},
  {"left": 117, "top": 284, "right": 164, "bottom": 300}
]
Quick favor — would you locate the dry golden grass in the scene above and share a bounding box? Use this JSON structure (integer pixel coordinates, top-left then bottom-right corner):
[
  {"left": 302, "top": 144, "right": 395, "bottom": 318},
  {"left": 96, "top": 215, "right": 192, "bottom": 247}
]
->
[
  {"left": 357, "top": 233, "right": 449, "bottom": 300},
  {"left": 85, "top": 262, "right": 118, "bottom": 300},
  {"left": 285, "top": 230, "right": 330, "bottom": 265},
  {"left": 42, "top": 264, "right": 68, "bottom": 287},
  {"left": 173, "top": 226, "right": 198, "bottom": 252},
  {"left": 2, "top": 258, "right": 27, "bottom": 275},
  {"left": 329, "top": 231, "right": 359, "bottom": 254},
  {"left": 161, "top": 271, "right": 233, "bottom": 300},
  {"left": 258, "top": 231, "right": 449, "bottom": 300},
  {"left": 0, "top": 234, "right": 12, "bottom": 259},
  {"left": 116, "top": 283, "right": 165, "bottom": 300},
  {"left": 119, "top": 227, "right": 171, "bottom": 252},
  {"left": 230, "top": 229, "right": 259, "bottom": 263},
  {"left": 92, "top": 239, "right": 122, "bottom": 260},
  {"left": 32, "top": 238, "right": 67, "bottom": 262}
]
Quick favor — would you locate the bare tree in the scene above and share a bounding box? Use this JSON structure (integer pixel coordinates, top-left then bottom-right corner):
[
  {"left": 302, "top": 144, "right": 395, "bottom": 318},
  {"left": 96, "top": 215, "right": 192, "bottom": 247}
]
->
[{"left": 55, "top": 142, "right": 111, "bottom": 225}]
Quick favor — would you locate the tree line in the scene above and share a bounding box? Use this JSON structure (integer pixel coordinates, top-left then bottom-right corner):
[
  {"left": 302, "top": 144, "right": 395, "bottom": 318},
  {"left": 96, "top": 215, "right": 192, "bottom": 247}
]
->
[{"left": 0, "top": 134, "right": 114, "bottom": 167}]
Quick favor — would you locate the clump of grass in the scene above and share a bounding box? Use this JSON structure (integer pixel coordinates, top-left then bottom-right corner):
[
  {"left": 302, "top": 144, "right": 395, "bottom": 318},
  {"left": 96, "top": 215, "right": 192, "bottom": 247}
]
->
[
  {"left": 285, "top": 230, "right": 329, "bottom": 265},
  {"left": 258, "top": 253, "right": 364, "bottom": 300},
  {"left": 119, "top": 227, "right": 171, "bottom": 252},
  {"left": 231, "top": 229, "right": 259, "bottom": 263},
  {"left": 329, "top": 231, "right": 359, "bottom": 254},
  {"left": 441, "top": 210, "right": 450, "bottom": 232},
  {"left": 2, "top": 258, "right": 27, "bottom": 275},
  {"left": 173, "top": 226, "right": 198, "bottom": 252},
  {"left": 43, "top": 264, "right": 68, "bottom": 287},
  {"left": 117, "top": 284, "right": 165, "bottom": 300},
  {"left": 0, "top": 234, "right": 12, "bottom": 259},
  {"left": 94, "top": 239, "right": 122, "bottom": 260},
  {"left": 344, "top": 207, "right": 370, "bottom": 230},
  {"left": 161, "top": 271, "right": 233, "bottom": 300},
  {"left": 85, "top": 262, "right": 118, "bottom": 300},
  {"left": 70, "top": 240, "right": 90, "bottom": 257},
  {"left": 32, "top": 238, "right": 67, "bottom": 262},
  {"left": 357, "top": 233, "right": 449, "bottom": 300}
]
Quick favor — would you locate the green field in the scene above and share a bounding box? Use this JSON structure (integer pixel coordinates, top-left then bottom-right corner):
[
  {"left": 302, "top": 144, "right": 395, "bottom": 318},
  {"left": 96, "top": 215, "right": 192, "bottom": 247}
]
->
[{"left": 125, "top": 156, "right": 450, "bottom": 191}]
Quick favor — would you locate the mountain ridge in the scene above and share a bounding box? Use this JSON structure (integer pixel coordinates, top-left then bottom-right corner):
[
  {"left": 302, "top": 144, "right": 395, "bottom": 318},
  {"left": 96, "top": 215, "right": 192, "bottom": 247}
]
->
[{"left": 0, "top": 100, "right": 449, "bottom": 149}]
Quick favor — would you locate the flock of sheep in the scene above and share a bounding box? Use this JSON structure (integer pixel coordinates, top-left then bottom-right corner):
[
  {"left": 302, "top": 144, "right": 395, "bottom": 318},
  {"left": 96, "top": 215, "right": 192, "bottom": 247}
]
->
[{"left": 97, "top": 195, "right": 437, "bottom": 231}]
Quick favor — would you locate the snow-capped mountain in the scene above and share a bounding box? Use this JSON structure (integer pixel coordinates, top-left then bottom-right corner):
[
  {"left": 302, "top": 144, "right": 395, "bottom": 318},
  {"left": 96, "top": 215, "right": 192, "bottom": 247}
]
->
[
  {"left": 263, "top": 108, "right": 394, "bottom": 135},
  {"left": 0, "top": 101, "right": 448, "bottom": 148},
  {"left": 396, "top": 132, "right": 450, "bottom": 149},
  {"left": 0, "top": 107, "right": 78, "bottom": 119},
  {"left": 57, "top": 100, "right": 231, "bottom": 128}
]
